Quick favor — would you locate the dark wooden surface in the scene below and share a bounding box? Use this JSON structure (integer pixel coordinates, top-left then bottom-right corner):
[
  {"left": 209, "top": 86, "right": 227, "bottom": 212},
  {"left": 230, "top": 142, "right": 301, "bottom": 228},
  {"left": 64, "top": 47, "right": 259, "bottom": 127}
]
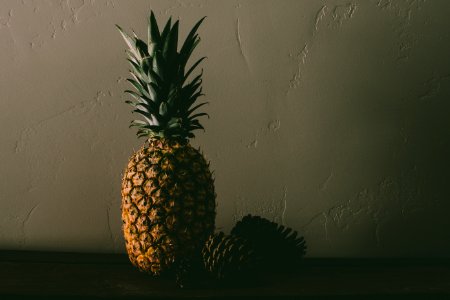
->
[{"left": 1, "top": 251, "right": 450, "bottom": 299}]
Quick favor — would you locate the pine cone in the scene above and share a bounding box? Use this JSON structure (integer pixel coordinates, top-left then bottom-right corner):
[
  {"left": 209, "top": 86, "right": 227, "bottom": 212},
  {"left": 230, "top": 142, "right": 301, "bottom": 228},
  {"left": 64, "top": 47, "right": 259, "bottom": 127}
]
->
[
  {"left": 231, "top": 215, "right": 307, "bottom": 271},
  {"left": 202, "top": 232, "right": 259, "bottom": 281}
]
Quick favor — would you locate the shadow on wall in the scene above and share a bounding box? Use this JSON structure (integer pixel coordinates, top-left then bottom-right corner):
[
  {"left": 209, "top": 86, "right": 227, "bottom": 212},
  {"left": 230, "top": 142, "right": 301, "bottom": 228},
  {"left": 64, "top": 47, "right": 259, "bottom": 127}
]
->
[
  {"left": 281, "top": 0, "right": 450, "bottom": 255},
  {"left": 381, "top": 72, "right": 450, "bottom": 256},
  {"left": 319, "top": 56, "right": 450, "bottom": 256}
]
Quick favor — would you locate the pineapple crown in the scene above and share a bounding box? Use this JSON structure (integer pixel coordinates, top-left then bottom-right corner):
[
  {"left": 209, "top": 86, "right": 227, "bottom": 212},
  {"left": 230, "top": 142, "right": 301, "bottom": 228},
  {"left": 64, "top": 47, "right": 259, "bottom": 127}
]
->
[{"left": 116, "top": 11, "right": 207, "bottom": 140}]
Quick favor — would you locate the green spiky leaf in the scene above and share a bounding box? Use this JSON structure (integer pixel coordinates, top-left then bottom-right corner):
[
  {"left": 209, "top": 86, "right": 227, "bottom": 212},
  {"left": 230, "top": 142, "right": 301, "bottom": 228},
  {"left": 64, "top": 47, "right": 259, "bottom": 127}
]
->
[
  {"left": 129, "top": 119, "right": 148, "bottom": 128},
  {"left": 186, "top": 102, "right": 208, "bottom": 117},
  {"left": 160, "top": 17, "right": 172, "bottom": 42},
  {"left": 163, "top": 20, "right": 179, "bottom": 60},
  {"left": 188, "top": 112, "right": 209, "bottom": 121},
  {"left": 149, "top": 11, "right": 161, "bottom": 45},
  {"left": 159, "top": 102, "right": 168, "bottom": 116},
  {"left": 183, "top": 57, "right": 206, "bottom": 84},
  {"left": 179, "top": 17, "right": 205, "bottom": 62},
  {"left": 116, "top": 25, "right": 140, "bottom": 59},
  {"left": 135, "top": 38, "right": 149, "bottom": 58},
  {"left": 126, "top": 78, "right": 151, "bottom": 100}
]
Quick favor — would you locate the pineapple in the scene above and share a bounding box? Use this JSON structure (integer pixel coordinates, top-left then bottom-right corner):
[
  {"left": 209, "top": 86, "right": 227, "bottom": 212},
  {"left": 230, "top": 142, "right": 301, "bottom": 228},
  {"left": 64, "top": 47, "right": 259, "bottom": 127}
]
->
[{"left": 117, "top": 12, "right": 215, "bottom": 275}]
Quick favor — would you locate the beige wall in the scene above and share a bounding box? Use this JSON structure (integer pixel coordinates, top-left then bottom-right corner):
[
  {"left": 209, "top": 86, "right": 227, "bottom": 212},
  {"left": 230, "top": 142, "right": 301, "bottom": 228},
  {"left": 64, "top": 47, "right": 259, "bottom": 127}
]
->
[{"left": 1, "top": 0, "right": 449, "bottom": 256}]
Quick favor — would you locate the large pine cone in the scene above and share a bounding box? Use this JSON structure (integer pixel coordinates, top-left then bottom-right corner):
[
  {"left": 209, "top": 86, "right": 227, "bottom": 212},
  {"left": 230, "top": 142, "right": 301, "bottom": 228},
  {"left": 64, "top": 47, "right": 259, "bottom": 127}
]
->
[{"left": 231, "top": 215, "right": 306, "bottom": 271}]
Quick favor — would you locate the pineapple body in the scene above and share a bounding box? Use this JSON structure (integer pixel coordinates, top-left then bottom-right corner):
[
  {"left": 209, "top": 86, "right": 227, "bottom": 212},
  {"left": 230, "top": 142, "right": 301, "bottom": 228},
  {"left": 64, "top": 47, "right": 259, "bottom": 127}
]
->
[{"left": 121, "top": 138, "right": 215, "bottom": 275}]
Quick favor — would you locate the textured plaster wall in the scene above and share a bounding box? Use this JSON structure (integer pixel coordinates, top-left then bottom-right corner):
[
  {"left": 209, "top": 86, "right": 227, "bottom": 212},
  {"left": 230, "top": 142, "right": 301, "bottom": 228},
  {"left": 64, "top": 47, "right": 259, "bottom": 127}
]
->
[{"left": 1, "top": 0, "right": 449, "bottom": 256}]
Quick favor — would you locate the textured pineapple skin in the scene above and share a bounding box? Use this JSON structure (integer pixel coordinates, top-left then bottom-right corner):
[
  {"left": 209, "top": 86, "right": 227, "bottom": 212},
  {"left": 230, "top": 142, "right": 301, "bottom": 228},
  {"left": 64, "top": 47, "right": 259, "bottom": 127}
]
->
[{"left": 121, "top": 138, "right": 216, "bottom": 275}]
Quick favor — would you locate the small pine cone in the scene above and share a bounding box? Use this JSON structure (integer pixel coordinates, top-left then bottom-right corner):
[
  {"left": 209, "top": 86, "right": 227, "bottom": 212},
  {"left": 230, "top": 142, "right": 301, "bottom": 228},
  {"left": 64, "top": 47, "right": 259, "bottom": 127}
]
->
[
  {"left": 202, "top": 232, "right": 258, "bottom": 281},
  {"left": 231, "top": 215, "right": 307, "bottom": 271}
]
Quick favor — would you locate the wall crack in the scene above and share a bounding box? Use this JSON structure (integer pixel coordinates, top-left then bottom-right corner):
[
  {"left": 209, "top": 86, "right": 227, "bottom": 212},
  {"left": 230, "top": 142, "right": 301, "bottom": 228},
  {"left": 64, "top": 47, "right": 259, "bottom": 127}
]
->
[{"left": 236, "top": 17, "right": 250, "bottom": 73}]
